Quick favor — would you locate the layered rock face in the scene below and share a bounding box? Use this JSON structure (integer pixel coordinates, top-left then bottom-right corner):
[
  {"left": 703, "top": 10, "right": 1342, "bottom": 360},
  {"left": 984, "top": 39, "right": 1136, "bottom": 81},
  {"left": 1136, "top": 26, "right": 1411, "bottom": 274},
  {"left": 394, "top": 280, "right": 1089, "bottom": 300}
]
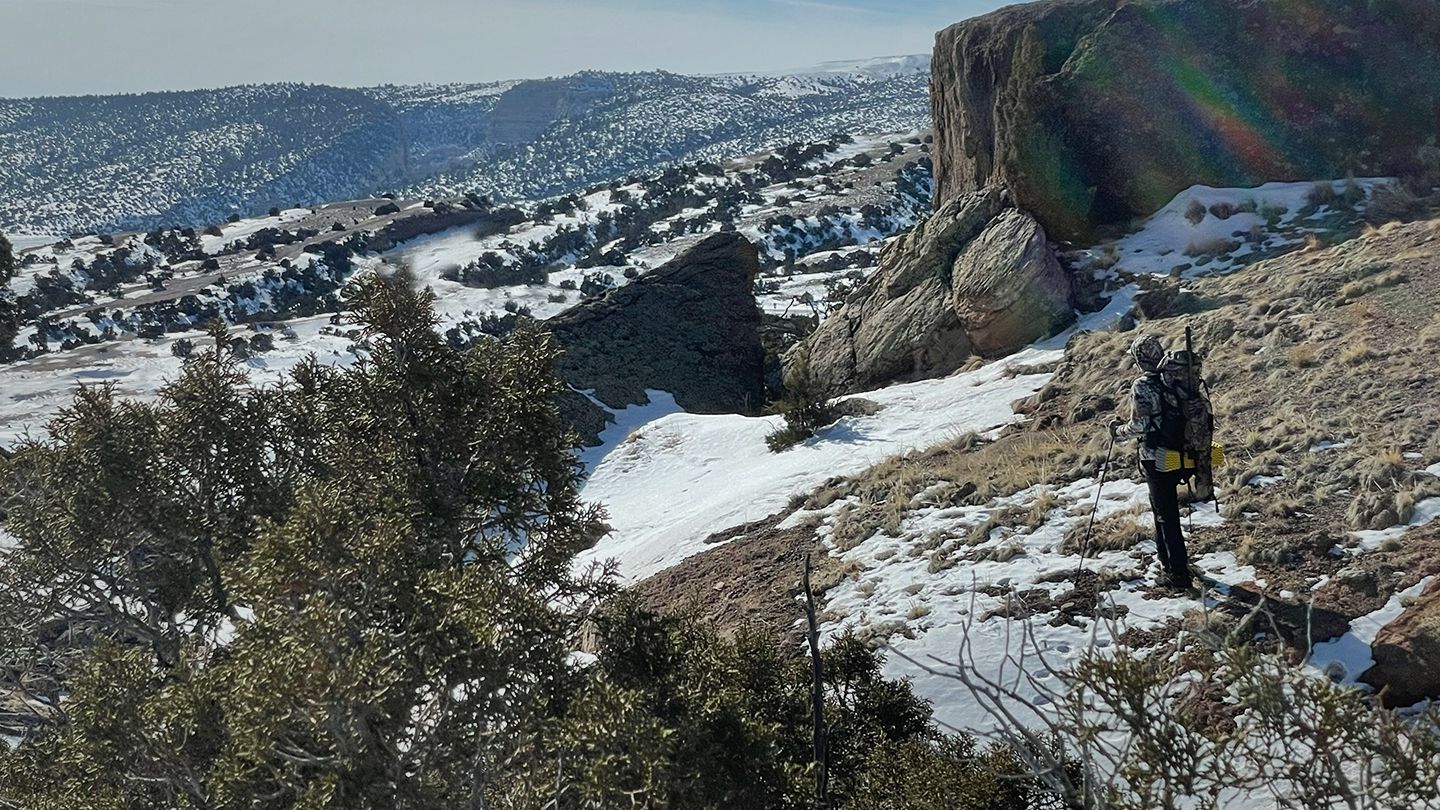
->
[
  {"left": 798, "top": 186, "right": 1073, "bottom": 395},
  {"left": 487, "top": 76, "right": 613, "bottom": 144},
  {"left": 1361, "top": 579, "right": 1440, "bottom": 707},
  {"left": 932, "top": 0, "right": 1440, "bottom": 242},
  {"left": 550, "top": 232, "right": 766, "bottom": 443}
]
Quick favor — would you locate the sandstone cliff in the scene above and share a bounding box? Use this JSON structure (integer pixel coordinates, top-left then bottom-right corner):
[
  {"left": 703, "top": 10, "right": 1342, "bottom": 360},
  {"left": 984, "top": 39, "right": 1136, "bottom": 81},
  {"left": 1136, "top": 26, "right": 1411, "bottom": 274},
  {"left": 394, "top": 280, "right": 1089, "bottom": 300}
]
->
[{"left": 932, "top": 0, "right": 1440, "bottom": 242}]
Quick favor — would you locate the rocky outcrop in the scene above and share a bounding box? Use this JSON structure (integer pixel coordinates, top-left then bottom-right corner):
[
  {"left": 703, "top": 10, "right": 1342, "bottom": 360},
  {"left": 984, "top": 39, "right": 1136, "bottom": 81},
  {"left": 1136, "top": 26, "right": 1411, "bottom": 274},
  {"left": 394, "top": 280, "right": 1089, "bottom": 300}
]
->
[
  {"left": 932, "top": 0, "right": 1440, "bottom": 242},
  {"left": 366, "top": 207, "right": 525, "bottom": 252},
  {"left": 1361, "top": 579, "right": 1440, "bottom": 707},
  {"left": 797, "top": 186, "right": 1073, "bottom": 395},
  {"left": 549, "top": 232, "right": 765, "bottom": 444},
  {"left": 487, "top": 76, "right": 614, "bottom": 144}
]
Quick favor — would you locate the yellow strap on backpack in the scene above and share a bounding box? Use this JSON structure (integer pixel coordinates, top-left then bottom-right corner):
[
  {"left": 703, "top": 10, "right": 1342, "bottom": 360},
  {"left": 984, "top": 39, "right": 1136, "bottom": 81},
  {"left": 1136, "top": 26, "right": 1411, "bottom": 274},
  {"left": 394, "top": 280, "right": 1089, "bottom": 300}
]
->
[{"left": 1156, "top": 442, "right": 1226, "bottom": 473}]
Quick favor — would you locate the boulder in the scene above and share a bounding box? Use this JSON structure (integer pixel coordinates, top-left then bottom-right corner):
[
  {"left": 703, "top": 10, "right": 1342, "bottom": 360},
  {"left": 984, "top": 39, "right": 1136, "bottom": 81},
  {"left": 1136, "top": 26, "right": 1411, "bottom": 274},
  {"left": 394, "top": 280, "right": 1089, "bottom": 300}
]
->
[
  {"left": 549, "top": 232, "right": 765, "bottom": 444},
  {"left": 950, "top": 208, "right": 1073, "bottom": 357},
  {"left": 797, "top": 186, "right": 1073, "bottom": 395},
  {"left": 1361, "top": 579, "right": 1440, "bottom": 707},
  {"left": 932, "top": 0, "right": 1440, "bottom": 242}
]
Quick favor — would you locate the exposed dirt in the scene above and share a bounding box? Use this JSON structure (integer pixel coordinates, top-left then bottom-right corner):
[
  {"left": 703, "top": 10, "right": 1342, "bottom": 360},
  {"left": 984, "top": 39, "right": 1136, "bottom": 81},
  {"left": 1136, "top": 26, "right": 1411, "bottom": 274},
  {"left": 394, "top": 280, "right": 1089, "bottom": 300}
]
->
[{"left": 627, "top": 509, "right": 826, "bottom": 649}]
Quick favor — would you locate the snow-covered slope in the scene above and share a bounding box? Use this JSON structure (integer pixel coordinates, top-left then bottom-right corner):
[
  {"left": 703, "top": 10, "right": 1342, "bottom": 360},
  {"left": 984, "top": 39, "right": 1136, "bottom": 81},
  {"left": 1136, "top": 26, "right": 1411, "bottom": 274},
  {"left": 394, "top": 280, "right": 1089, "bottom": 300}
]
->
[
  {"left": 756, "top": 54, "right": 932, "bottom": 80},
  {"left": 405, "top": 70, "right": 929, "bottom": 203},
  {"left": 0, "top": 85, "right": 409, "bottom": 237},
  {"left": 576, "top": 348, "right": 1058, "bottom": 583}
]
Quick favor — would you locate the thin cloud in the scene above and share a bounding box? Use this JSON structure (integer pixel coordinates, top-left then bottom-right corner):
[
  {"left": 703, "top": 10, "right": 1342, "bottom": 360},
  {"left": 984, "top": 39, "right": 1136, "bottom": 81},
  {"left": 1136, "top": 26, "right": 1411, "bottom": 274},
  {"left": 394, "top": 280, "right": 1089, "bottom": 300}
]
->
[
  {"left": 0, "top": 0, "right": 1002, "bottom": 97},
  {"left": 769, "top": 0, "right": 889, "bottom": 15}
]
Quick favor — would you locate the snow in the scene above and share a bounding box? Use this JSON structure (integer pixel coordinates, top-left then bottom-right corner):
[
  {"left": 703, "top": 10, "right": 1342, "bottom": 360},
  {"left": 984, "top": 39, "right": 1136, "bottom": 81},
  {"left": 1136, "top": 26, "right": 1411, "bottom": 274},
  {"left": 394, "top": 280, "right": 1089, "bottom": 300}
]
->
[
  {"left": 576, "top": 347, "right": 1060, "bottom": 583},
  {"left": 0, "top": 313, "right": 354, "bottom": 447},
  {"left": 199, "top": 207, "right": 312, "bottom": 254},
  {"left": 752, "top": 54, "right": 931, "bottom": 81},
  {"left": 1090, "top": 179, "right": 1387, "bottom": 279},
  {"left": 1350, "top": 497, "right": 1440, "bottom": 553},
  {"left": 577, "top": 390, "right": 685, "bottom": 473},
  {"left": 1308, "top": 576, "right": 1435, "bottom": 685},
  {"left": 5, "top": 234, "right": 58, "bottom": 251},
  {"left": 1423, "top": 463, "right": 1440, "bottom": 477},
  {"left": 824, "top": 472, "right": 1244, "bottom": 734}
]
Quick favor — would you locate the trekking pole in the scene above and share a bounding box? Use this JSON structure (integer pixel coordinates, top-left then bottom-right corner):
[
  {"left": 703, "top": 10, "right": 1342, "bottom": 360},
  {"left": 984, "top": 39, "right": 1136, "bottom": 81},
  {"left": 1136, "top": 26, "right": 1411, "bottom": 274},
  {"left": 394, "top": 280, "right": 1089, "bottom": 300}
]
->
[{"left": 1079, "top": 433, "right": 1117, "bottom": 571}]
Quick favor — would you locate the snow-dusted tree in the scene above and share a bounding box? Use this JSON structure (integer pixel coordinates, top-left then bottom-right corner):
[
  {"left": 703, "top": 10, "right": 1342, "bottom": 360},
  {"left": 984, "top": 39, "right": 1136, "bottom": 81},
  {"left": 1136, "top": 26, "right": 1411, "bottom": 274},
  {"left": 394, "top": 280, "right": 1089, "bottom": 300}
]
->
[{"left": 768, "top": 340, "right": 837, "bottom": 452}]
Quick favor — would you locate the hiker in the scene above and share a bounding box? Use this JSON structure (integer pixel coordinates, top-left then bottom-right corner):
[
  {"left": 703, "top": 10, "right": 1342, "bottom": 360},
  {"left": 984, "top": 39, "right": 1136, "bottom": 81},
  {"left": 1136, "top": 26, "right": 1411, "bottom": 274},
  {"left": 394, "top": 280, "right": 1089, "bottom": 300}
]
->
[{"left": 1110, "top": 334, "right": 1193, "bottom": 590}]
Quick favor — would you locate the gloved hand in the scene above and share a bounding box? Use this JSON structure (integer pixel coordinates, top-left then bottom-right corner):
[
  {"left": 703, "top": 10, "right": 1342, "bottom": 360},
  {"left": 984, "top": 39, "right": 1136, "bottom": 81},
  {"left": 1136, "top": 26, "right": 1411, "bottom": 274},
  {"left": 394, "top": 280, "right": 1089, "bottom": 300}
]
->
[{"left": 1108, "top": 419, "right": 1124, "bottom": 440}]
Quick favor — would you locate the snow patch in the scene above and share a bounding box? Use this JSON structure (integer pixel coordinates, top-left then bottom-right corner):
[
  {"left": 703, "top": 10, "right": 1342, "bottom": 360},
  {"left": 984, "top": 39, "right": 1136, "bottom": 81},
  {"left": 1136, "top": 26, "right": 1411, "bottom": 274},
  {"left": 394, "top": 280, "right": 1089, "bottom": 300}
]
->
[
  {"left": 576, "top": 348, "right": 1060, "bottom": 583},
  {"left": 1090, "top": 180, "right": 1386, "bottom": 279},
  {"left": 1308, "top": 576, "right": 1435, "bottom": 685},
  {"left": 1350, "top": 497, "right": 1440, "bottom": 552}
]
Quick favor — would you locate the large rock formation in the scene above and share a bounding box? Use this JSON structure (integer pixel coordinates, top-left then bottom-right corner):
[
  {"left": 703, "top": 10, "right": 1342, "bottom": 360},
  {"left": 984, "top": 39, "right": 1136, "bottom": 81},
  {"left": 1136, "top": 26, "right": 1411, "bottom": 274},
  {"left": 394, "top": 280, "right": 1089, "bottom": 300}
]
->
[
  {"left": 1361, "top": 579, "right": 1440, "bottom": 707},
  {"left": 798, "top": 186, "right": 1073, "bottom": 395},
  {"left": 487, "top": 76, "right": 614, "bottom": 144},
  {"left": 549, "top": 232, "right": 765, "bottom": 443},
  {"left": 932, "top": 0, "right": 1440, "bottom": 242}
]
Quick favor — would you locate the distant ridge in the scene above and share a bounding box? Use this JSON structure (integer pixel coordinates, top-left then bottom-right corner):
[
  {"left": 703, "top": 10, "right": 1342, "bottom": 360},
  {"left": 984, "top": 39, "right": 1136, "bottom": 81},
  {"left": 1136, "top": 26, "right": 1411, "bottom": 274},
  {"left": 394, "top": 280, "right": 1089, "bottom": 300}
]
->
[
  {"left": 731, "top": 54, "right": 931, "bottom": 80},
  {"left": 0, "top": 65, "right": 929, "bottom": 236}
]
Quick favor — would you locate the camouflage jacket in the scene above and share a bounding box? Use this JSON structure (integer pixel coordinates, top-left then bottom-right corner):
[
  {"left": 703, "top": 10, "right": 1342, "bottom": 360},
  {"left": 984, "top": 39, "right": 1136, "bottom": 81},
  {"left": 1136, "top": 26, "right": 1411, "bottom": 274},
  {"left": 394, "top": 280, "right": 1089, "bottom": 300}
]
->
[{"left": 1115, "top": 373, "right": 1166, "bottom": 462}]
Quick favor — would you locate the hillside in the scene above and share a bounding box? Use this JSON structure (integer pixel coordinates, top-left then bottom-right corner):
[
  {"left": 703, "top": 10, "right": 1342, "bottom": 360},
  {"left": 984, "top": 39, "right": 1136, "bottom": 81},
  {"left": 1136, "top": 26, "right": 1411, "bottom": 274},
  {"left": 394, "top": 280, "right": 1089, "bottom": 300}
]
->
[
  {"left": 4, "top": 4, "right": 1440, "bottom": 802},
  {"left": 0, "top": 131, "right": 931, "bottom": 445},
  {"left": 0, "top": 85, "right": 408, "bottom": 237},
  {"left": 593, "top": 180, "right": 1440, "bottom": 801},
  {"left": 0, "top": 61, "right": 929, "bottom": 237}
]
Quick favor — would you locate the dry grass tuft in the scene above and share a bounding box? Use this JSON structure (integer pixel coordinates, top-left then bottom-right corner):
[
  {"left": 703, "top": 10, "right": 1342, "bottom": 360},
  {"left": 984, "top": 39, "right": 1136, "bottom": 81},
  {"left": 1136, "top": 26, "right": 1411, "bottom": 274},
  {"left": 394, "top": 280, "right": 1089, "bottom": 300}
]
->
[
  {"left": 808, "top": 427, "right": 1099, "bottom": 532},
  {"left": 1336, "top": 269, "right": 1408, "bottom": 304},
  {"left": 1286, "top": 344, "right": 1318, "bottom": 368},
  {"left": 1061, "top": 507, "right": 1150, "bottom": 555},
  {"left": 1366, "top": 183, "right": 1426, "bottom": 224},
  {"left": 985, "top": 540, "right": 1027, "bottom": 563},
  {"left": 830, "top": 502, "right": 879, "bottom": 552},
  {"left": 1338, "top": 339, "right": 1376, "bottom": 366},
  {"left": 1025, "top": 490, "right": 1061, "bottom": 530},
  {"left": 1232, "top": 530, "right": 1278, "bottom": 562}
]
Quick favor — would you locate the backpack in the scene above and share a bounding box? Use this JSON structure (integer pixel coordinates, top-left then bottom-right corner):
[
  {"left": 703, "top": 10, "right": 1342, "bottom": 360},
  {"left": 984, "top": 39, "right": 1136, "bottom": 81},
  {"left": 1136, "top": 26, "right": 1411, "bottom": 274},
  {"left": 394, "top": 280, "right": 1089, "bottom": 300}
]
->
[{"left": 1159, "top": 347, "right": 1216, "bottom": 499}]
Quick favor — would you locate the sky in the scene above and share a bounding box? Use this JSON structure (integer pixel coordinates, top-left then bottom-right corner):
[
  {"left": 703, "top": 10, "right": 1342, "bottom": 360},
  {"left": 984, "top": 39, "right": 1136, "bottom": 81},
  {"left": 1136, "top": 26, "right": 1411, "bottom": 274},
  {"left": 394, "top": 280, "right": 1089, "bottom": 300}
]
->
[{"left": 0, "top": 0, "right": 1014, "bottom": 98}]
